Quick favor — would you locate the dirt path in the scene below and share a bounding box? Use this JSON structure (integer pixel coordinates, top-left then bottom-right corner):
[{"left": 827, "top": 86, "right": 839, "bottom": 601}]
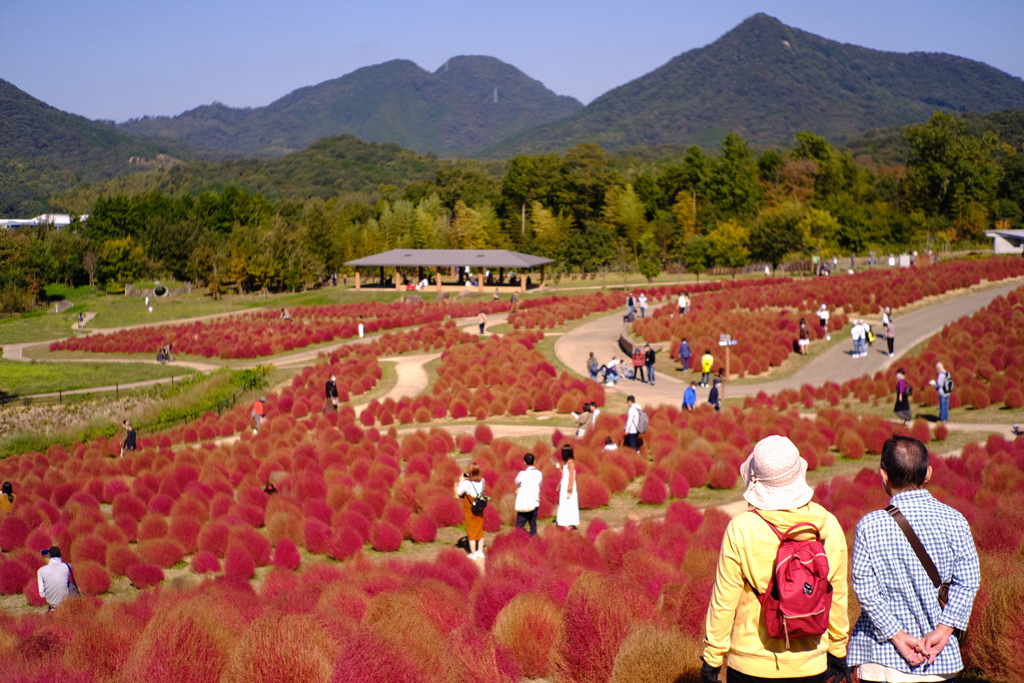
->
[
  {"left": 555, "top": 280, "right": 1022, "bottom": 408},
  {"left": 353, "top": 353, "right": 440, "bottom": 413}
]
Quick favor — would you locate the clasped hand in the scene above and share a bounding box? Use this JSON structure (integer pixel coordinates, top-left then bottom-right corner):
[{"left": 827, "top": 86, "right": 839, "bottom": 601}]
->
[{"left": 892, "top": 625, "right": 954, "bottom": 667}]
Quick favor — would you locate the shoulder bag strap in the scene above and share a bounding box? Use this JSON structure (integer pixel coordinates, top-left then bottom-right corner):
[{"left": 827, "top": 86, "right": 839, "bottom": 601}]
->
[{"left": 885, "top": 505, "right": 941, "bottom": 588}]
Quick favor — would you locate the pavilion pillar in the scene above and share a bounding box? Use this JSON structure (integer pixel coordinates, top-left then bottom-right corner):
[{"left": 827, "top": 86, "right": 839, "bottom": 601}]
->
[
  {"left": 355, "top": 270, "right": 361, "bottom": 290},
  {"left": 436, "top": 271, "right": 442, "bottom": 292},
  {"left": 379, "top": 266, "right": 385, "bottom": 287},
  {"left": 499, "top": 267, "right": 504, "bottom": 284},
  {"left": 418, "top": 266, "right": 424, "bottom": 288},
  {"left": 540, "top": 265, "right": 546, "bottom": 288}
]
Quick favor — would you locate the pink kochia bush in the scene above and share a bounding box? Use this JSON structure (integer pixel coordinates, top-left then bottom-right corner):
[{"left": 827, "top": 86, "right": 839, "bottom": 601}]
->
[{"left": 0, "top": 435, "right": 1021, "bottom": 682}]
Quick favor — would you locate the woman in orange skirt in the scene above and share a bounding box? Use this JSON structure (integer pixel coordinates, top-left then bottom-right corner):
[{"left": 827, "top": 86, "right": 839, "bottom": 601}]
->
[{"left": 455, "top": 462, "right": 486, "bottom": 559}]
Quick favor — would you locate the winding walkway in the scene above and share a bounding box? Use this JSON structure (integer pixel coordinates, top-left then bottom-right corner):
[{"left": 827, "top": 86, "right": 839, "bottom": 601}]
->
[{"left": 555, "top": 281, "right": 1022, "bottom": 408}]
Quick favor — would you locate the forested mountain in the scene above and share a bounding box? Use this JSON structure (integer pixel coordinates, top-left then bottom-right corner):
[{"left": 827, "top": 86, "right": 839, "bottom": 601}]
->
[
  {"left": 484, "top": 14, "right": 1024, "bottom": 157},
  {"left": 52, "top": 135, "right": 452, "bottom": 213},
  {"left": 118, "top": 56, "right": 582, "bottom": 157},
  {"left": 0, "top": 78, "right": 209, "bottom": 216},
  {"left": 845, "top": 109, "right": 1024, "bottom": 165}
]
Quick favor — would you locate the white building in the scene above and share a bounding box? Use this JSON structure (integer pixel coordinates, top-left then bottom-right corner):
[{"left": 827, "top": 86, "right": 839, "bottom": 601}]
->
[
  {"left": 985, "top": 229, "right": 1024, "bottom": 256},
  {"left": 0, "top": 214, "right": 87, "bottom": 229}
]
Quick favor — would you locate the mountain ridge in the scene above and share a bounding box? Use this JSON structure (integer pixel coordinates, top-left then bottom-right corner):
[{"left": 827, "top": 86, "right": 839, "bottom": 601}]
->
[
  {"left": 118, "top": 55, "right": 583, "bottom": 157},
  {"left": 481, "top": 13, "right": 1024, "bottom": 156}
]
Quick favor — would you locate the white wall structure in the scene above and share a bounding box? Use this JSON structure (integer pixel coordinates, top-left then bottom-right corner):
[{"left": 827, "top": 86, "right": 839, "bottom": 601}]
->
[
  {"left": 0, "top": 214, "right": 87, "bottom": 229},
  {"left": 985, "top": 229, "right": 1024, "bottom": 255}
]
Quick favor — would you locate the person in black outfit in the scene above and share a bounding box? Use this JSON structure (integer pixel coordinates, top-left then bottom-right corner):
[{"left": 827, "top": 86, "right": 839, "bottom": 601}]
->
[
  {"left": 708, "top": 379, "right": 722, "bottom": 412},
  {"left": 121, "top": 420, "right": 137, "bottom": 457},
  {"left": 322, "top": 375, "right": 339, "bottom": 413},
  {"left": 644, "top": 344, "right": 656, "bottom": 386}
]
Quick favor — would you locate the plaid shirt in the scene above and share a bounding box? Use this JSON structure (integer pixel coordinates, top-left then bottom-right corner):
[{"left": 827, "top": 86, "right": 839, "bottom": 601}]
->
[{"left": 849, "top": 489, "right": 980, "bottom": 675}]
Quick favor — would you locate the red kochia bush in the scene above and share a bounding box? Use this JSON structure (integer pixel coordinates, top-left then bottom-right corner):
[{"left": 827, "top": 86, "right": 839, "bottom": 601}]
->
[
  {"left": 638, "top": 474, "right": 668, "bottom": 505},
  {"left": 369, "top": 521, "right": 403, "bottom": 552},
  {"left": 273, "top": 538, "right": 302, "bottom": 570},
  {"left": 191, "top": 551, "right": 222, "bottom": 574},
  {"left": 0, "top": 516, "right": 30, "bottom": 551},
  {"left": 224, "top": 543, "right": 256, "bottom": 581},
  {"left": 409, "top": 515, "right": 438, "bottom": 543},
  {"left": 126, "top": 563, "right": 164, "bottom": 589},
  {"left": 0, "top": 559, "right": 31, "bottom": 595},
  {"left": 73, "top": 559, "right": 110, "bottom": 596},
  {"left": 577, "top": 475, "right": 611, "bottom": 509},
  {"left": 137, "top": 538, "right": 186, "bottom": 568}
]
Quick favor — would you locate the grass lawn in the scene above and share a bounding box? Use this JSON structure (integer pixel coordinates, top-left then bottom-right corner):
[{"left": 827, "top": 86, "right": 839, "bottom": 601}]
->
[{"left": 0, "top": 359, "right": 196, "bottom": 396}]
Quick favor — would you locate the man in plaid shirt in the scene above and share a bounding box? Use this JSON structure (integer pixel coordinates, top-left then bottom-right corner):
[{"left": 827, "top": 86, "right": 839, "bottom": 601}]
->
[{"left": 849, "top": 436, "right": 979, "bottom": 682}]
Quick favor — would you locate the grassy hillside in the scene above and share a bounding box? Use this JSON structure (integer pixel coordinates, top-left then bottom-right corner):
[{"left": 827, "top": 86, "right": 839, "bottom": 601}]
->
[
  {"left": 0, "top": 78, "right": 214, "bottom": 217},
  {"left": 119, "top": 56, "right": 582, "bottom": 157},
  {"left": 51, "top": 135, "right": 453, "bottom": 211},
  {"left": 483, "top": 13, "right": 1024, "bottom": 157}
]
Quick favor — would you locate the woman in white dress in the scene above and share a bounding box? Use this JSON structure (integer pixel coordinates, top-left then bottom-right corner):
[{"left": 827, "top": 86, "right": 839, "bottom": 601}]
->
[{"left": 555, "top": 444, "right": 579, "bottom": 529}]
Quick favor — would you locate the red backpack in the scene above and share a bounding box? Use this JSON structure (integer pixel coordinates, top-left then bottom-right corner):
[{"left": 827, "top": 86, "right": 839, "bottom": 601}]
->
[{"left": 750, "top": 511, "right": 833, "bottom": 647}]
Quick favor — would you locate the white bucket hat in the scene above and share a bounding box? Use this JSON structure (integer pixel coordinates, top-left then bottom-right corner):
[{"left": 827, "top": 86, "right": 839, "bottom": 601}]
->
[{"left": 739, "top": 435, "right": 814, "bottom": 511}]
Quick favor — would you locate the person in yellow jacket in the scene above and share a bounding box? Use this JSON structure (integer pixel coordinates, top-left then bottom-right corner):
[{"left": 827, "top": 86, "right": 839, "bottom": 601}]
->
[
  {"left": 702, "top": 435, "right": 851, "bottom": 683},
  {"left": 700, "top": 349, "right": 714, "bottom": 387}
]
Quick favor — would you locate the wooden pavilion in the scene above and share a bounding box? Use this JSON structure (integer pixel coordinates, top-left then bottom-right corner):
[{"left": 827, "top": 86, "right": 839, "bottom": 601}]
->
[{"left": 344, "top": 249, "right": 554, "bottom": 292}]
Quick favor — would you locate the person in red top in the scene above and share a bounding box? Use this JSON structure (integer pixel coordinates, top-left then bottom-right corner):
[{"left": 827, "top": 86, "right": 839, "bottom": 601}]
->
[
  {"left": 632, "top": 348, "right": 646, "bottom": 382},
  {"left": 251, "top": 397, "right": 266, "bottom": 434}
]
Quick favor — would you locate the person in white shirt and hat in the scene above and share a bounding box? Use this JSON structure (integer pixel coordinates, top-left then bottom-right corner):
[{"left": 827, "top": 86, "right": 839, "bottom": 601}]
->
[
  {"left": 37, "top": 545, "right": 73, "bottom": 610},
  {"left": 702, "top": 435, "right": 852, "bottom": 683}
]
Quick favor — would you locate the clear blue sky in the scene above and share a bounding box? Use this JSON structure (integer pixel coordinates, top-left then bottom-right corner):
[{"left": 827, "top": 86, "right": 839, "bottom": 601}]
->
[{"left": 4, "top": 0, "right": 1023, "bottom": 122}]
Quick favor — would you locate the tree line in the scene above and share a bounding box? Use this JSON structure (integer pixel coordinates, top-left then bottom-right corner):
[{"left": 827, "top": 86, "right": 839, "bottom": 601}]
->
[{"left": 2, "top": 111, "right": 1022, "bottom": 312}]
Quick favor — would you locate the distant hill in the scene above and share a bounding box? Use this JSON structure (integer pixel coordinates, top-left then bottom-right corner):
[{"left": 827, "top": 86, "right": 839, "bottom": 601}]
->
[
  {"left": 0, "top": 78, "right": 206, "bottom": 216},
  {"left": 483, "top": 14, "right": 1024, "bottom": 157},
  {"left": 51, "top": 135, "right": 447, "bottom": 213},
  {"left": 844, "top": 109, "right": 1024, "bottom": 165},
  {"left": 118, "top": 56, "right": 582, "bottom": 157}
]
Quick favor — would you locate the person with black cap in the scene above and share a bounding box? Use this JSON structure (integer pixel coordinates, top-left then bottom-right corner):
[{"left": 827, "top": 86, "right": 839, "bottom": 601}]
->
[
  {"left": 322, "top": 375, "right": 339, "bottom": 413},
  {"left": 0, "top": 481, "right": 14, "bottom": 513},
  {"left": 37, "top": 546, "right": 72, "bottom": 609}
]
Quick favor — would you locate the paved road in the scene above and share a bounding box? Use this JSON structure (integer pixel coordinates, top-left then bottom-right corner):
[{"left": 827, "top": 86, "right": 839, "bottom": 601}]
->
[{"left": 555, "top": 280, "right": 1023, "bottom": 408}]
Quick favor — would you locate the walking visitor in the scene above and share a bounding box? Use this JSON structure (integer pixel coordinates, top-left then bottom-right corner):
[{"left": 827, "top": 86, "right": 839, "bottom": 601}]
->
[
  {"left": 120, "top": 420, "right": 137, "bottom": 457},
  {"left": 679, "top": 337, "right": 692, "bottom": 370},
  {"left": 624, "top": 395, "right": 642, "bottom": 452},
  {"left": 554, "top": 444, "right": 579, "bottom": 529},
  {"left": 928, "top": 363, "right": 953, "bottom": 423},
  {"left": 884, "top": 311, "right": 895, "bottom": 358},
  {"left": 456, "top": 463, "right": 487, "bottom": 559},
  {"left": 799, "top": 318, "right": 810, "bottom": 355},
  {"left": 638, "top": 292, "right": 648, "bottom": 318},
  {"left": 513, "top": 454, "right": 542, "bottom": 536},
  {"left": 708, "top": 378, "right": 722, "bottom": 412},
  {"left": 894, "top": 369, "right": 912, "bottom": 425},
  {"left": 587, "top": 351, "right": 600, "bottom": 381},
  {"left": 700, "top": 349, "right": 714, "bottom": 387},
  {"left": 251, "top": 397, "right": 266, "bottom": 434},
  {"left": 632, "top": 348, "right": 645, "bottom": 382},
  {"left": 818, "top": 304, "right": 831, "bottom": 341},
  {"left": 701, "top": 435, "right": 850, "bottom": 683},
  {"left": 848, "top": 436, "right": 979, "bottom": 683},
  {"left": 683, "top": 381, "right": 697, "bottom": 412},
  {"left": 322, "top": 375, "right": 339, "bottom": 413},
  {"left": 644, "top": 344, "right": 656, "bottom": 386}
]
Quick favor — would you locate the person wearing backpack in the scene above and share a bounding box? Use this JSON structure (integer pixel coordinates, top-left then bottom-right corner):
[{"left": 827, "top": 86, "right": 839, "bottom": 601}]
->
[
  {"left": 624, "top": 395, "right": 644, "bottom": 452},
  {"left": 702, "top": 435, "right": 851, "bottom": 683},
  {"left": 928, "top": 362, "right": 953, "bottom": 423},
  {"left": 848, "top": 436, "right": 979, "bottom": 683}
]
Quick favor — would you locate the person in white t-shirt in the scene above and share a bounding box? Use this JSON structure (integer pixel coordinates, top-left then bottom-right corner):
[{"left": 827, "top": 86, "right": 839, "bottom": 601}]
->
[
  {"left": 357, "top": 315, "right": 365, "bottom": 339},
  {"left": 817, "top": 304, "right": 831, "bottom": 341},
  {"left": 514, "top": 453, "right": 543, "bottom": 536}
]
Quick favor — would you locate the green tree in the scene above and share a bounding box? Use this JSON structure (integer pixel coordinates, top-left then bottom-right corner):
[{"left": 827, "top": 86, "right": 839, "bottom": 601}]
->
[
  {"left": 680, "top": 236, "right": 711, "bottom": 282},
  {"left": 749, "top": 203, "right": 805, "bottom": 269},
  {"left": 704, "top": 133, "right": 762, "bottom": 222},
  {"left": 448, "top": 200, "right": 490, "bottom": 249},
  {"left": 97, "top": 237, "right": 147, "bottom": 285},
  {"left": 707, "top": 220, "right": 750, "bottom": 269},
  {"left": 602, "top": 184, "right": 648, "bottom": 266},
  {"left": 905, "top": 112, "right": 1002, "bottom": 238},
  {"left": 529, "top": 202, "right": 570, "bottom": 261}
]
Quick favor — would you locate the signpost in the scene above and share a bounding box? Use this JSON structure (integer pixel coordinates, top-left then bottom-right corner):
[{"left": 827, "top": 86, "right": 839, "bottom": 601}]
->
[{"left": 718, "top": 334, "right": 738, "bottom": 399}]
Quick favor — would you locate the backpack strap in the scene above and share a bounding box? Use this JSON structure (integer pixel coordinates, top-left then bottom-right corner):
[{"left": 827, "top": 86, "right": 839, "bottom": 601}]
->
[
  {"left": 750, "top": 510, "right": 821, "bottom": 541},
  {"left": 885, "top": 505, "right": 941, "bottom": 589}
]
